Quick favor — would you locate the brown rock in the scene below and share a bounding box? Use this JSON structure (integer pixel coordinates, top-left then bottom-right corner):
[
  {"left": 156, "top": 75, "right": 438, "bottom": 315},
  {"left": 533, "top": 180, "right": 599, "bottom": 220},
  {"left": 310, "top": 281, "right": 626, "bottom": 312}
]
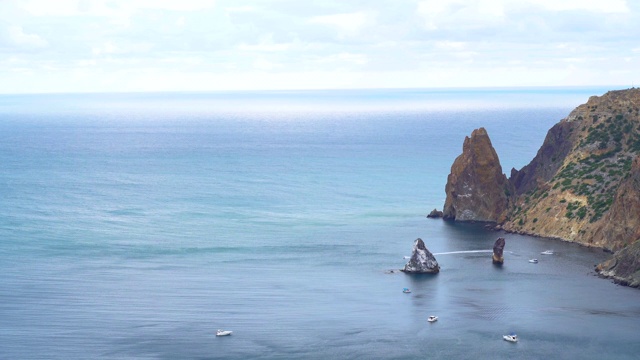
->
[
  {"left": 597, "top": 239, "right": 640, "bottom": 288},
  {"left": 591, "top": 156, "right": 640, "bottom": 252},
  {"left": 492, "top": 237, "right": 505, "bottom": 264},
  {"left": 443, "top": 128, "right": 512, "bottom": 222},
  {"left": 427, "top": 208, "right": 444, "bottom": 218}
]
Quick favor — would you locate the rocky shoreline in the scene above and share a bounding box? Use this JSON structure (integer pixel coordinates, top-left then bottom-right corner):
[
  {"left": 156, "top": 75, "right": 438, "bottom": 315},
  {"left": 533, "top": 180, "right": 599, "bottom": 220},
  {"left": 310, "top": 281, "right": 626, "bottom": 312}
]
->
[{"left": 438, "top": 88, "right": 640, "bottom": 288}]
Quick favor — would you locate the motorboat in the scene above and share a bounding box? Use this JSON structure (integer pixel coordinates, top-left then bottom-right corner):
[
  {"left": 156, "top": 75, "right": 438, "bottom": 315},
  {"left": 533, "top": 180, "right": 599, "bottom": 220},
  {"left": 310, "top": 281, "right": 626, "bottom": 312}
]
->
[
  {"left": 541, "top": 250, "right": 554, "bottom": 255},
  {"left": 427, "top": 315, "right": 438, "bottom": 323},
  {"left": 529, "top": 259, "right": 538, "bottom": 263},
  {"left": 403, "top": 288, "right": 411, "bottom": 293},
  {"left": 216, "top": 329, "right": 233, "bottom": 336},
  {"left": 503, "top": 334, "right": 518, "bottom": 342}
]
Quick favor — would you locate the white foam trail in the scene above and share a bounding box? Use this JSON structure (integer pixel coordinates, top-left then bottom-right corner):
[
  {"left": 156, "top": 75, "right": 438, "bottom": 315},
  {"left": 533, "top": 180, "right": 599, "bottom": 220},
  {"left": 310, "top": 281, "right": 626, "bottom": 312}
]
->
[{"left": 432, "top": 250, "right": 494, "bottom": 255}]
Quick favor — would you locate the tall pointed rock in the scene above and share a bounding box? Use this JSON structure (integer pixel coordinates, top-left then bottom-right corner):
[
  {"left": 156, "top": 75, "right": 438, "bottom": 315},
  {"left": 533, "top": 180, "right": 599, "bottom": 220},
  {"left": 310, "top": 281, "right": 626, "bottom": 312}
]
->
[
  {"left": 402, "top": 238, "right": 440, "bottom": 273},
  {"left": 443, "top": 128, "right": 512, "bottom": 222}
]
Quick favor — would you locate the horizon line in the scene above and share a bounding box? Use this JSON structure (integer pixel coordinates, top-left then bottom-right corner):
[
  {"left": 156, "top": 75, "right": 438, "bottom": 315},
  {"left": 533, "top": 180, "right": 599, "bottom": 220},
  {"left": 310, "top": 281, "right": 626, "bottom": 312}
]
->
[{"left": 0, "top": 84, "right": 630, "bottom": 97}]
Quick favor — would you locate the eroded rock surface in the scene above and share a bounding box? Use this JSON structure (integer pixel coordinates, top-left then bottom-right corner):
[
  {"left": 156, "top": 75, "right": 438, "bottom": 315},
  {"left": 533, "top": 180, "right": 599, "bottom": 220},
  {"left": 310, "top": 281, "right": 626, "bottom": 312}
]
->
[
  {"left": 492, "top": 237, "right": 505, "bottom": 264},
  {"left": 402, "top": 238, "right": 440, "bottom": 274},
  {"left": 443, "top": 128, "right": 512, "bottom": 222}
]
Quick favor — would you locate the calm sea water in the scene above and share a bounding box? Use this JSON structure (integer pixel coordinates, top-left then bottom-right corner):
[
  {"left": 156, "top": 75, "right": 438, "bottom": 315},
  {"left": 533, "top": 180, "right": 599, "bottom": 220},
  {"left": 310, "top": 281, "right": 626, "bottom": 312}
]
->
[{"left": 1, "top": 88, "right": 639, "bottom": 360}]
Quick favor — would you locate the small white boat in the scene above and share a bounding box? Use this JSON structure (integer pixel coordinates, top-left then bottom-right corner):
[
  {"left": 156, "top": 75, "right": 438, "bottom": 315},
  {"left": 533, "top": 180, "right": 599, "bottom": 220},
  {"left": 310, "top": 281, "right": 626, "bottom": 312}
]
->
[
  {"left": 403, "top": 256, "right": 411, "bottom": 259},
  {"left": 427, "top": 315, "right": 438, "bottom": 323},
  {"left": 541, "top": 250, "right": 553, "bottom": 255},
  {"left": 216, "top": 329, "right": 233, "bottom": 336},
  {"left": 529, "top": 259, "right": 538, "bottom": 263},
  {"left": 503, "top": 334, "right": 518, "bottom": 342},
  {"left": 403, "top": 288, "right": 411, "bottom": 293}
]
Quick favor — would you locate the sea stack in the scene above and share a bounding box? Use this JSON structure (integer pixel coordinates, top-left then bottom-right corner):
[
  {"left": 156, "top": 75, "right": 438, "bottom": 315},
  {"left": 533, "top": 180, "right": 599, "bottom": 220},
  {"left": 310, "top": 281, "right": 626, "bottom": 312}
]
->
[
  {"left": 442, "top": 128, "right": 512, "bottom": 223},
  {"left": 402, "top": 238, "right": 440, "bottom": 273},
  {"left": 492, "top": 237, "right": 505, "bottom": 264}
]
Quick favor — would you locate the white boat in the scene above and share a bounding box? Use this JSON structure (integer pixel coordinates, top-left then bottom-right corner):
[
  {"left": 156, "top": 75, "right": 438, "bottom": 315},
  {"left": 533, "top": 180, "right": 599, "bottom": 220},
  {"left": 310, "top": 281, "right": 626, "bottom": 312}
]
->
[
  {"left": 529, "top": 259, "right": 538, "bottom": 263},
  {"left": 403, "top": 288, "right": 411, "bottom": 293},
  {"left": 427, "top": 315, "right": 438, "bottom": 322},
  {"left": 541, "top": 250, "right": 553, "bottom": 255},
  {"left": 403, "top": 256, "right": 411, "bottom": 259},
  {"left": 503, "top": 334, "right": 518, "bottom": 342},
  {"left": 216, "top": 330, "right": 233, "bottom": 336}
]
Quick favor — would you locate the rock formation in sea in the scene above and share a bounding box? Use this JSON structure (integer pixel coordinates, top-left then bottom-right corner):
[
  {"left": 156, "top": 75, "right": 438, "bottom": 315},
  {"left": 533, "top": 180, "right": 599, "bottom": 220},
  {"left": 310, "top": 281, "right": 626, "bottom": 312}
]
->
[
  {"left": 442, "top": 127, "right": 512, "bottom": 222},
  {"left": 402, "top": 238, "right": 440, "bottom": 273},
  {"left": 492, "top": 237, "right": 505, "bottom": 264},
  {"left": 427, "top": 208, "right": 444, "bottom": 218},
  {"left": 439, "top": 88, "right": 640, "bottom": 287}
]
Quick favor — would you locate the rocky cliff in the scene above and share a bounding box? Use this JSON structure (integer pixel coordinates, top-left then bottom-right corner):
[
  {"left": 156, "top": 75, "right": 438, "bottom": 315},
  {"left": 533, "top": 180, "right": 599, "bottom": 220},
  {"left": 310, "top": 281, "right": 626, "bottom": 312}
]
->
[
  {"left": 443, "top": 128, "right": 512, "bottom": 222},
  {"left": 502, "top": 88, "right": 640, "bottom": 250},
  {"left": 596, "top": 239, "right": 640, "bottom": 288},
  {"left": 591, "top": 156, "right": 640, "bottom": 251},
  {"left": 441, "top": 88, "right": 640, "bottom": 287}
]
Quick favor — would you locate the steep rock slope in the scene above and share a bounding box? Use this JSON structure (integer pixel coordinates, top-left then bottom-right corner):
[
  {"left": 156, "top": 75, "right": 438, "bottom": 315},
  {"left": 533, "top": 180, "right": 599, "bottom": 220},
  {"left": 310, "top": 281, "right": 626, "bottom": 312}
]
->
[
  {"left": 443, "top": 128, "right": 512, "bottom": 222},
  {"left": 502, "top": 88, "right": 640, "bottom": 249},
  {"left": 440, "top": 89, "right": 640, "bottom": 287},
  {"left": 591, "top": 156, "right": 640, "bottom": 251}
]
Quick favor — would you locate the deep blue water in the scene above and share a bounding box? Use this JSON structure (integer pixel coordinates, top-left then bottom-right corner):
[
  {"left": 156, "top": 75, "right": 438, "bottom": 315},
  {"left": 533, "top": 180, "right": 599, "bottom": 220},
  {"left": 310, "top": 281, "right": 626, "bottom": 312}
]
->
[{"left": 1, "top": 88, "right": 639, "bottom": 359}]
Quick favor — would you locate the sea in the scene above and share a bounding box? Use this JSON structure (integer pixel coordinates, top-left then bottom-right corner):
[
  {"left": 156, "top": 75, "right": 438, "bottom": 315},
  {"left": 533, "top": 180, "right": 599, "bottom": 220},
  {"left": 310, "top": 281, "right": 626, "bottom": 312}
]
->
[{"left": 1, "top": 87, "right": 639, "bottom": 360}]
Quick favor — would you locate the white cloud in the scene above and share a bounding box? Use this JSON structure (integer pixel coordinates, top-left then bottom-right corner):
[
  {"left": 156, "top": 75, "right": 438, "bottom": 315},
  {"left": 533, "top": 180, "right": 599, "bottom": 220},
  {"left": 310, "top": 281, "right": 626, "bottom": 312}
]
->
[
  {"left": 434, "top": 41, "right": 467, "bottom": 51},
  {"left": 530, "top": 0, "right": 628, "bottom": 14},
  {"left": 238, "top": 34, "right": 292, "bottom": 52},
  {"left": 0, "top": 0, "right": 638, "bottom": 93},
  {"left": 416, "top": 0, "right": 628, "bottom": 30},
  {"left": 252, "top": 57, "right": 281, "bottom": 71},
  {"left": 309, "top": 12, "right": 371, "bottom": 38},
  {"left": 316, "top": 53, "right": 369, "bottom": 66},
  {"left": 225, "top": 5, "right": 256, "bottom": 14},
  {"left": 22, "top": 0, "right": 216, "bottom": 16},
  {"left": 7, "top": 26, "right": 48, "bottom": 48},
  {"left": 417, "top": 0, "right": 506, "bottom": 30},
  {"left": 91, "top": 41, "right": 153, "bottom": 56}
]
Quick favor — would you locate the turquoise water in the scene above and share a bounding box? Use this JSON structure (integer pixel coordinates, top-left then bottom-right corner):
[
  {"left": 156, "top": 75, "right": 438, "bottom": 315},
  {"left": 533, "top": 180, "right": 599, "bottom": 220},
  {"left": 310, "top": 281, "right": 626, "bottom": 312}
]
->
[{"left": 1, "top": 88, "right": 639, "bottom": 359}]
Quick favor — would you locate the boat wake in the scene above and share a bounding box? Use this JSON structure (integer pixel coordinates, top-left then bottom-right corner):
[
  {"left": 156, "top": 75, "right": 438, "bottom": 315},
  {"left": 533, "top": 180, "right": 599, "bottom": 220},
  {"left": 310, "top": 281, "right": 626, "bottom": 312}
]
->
[{"left": 432, "top": 250, "right": 494, "bottom": 255}]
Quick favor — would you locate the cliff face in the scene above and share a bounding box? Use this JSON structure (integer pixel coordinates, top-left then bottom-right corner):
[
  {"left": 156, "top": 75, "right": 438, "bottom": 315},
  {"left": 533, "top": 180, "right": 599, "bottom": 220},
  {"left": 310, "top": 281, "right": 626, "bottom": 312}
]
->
[
  {"left": 441, "top": 88, "right": 640, "bottom": 287},
  {"left": 590, "top": 156, "right": 640, "bottom": 251},
  {"left": 596, "top": 239, "right": 640, "bottom": 288},
  {"left": 443, "top": 128, "right": 512, "bottom": 222},
  {"left": 502, "top": 88, "right": 640, "bottom": 248},
  {"left": 509, "top": 120, "right": 577, "bottom": 195}
]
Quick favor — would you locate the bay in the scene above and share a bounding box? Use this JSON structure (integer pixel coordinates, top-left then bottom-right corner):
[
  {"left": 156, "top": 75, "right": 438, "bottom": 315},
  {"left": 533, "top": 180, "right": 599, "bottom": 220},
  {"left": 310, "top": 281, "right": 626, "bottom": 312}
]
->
[{"left": 1, "top": 87, "right": 638, "bottom": 359}]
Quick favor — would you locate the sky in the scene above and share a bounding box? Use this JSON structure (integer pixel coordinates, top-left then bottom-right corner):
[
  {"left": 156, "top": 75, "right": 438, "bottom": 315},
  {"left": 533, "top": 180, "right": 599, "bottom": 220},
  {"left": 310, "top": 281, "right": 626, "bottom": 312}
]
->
[{"left": 0, "top": 0, "right": 638, "bottom": 94}]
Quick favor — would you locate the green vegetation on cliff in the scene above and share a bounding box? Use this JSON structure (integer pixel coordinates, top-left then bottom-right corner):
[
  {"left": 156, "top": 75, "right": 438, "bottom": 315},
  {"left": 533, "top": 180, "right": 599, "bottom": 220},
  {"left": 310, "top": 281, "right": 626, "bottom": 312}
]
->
[{"left": 503, "top": 89, "right": 640, "bottom": 250}]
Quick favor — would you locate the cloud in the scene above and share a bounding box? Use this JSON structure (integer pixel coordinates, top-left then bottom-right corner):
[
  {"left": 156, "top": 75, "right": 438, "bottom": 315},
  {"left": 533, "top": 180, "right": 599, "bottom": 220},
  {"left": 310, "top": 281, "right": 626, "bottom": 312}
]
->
[
  {"left": 531, "top": 0, "right": 629, "bottom": 14},
  {"left": 22, "top": 0, "right": 216, "bottom": 16},
  {"left": 7, "top": 25, "right": 48, "bottom": 48},
  {"left": 316, "top": 52, "right": 368, "bottom": 65},
  {"left": 309, "top": 12, "right": 371, "bottom": 38},
  {"left": 91, "top": 41, "right": 153, "bottom": 56},
  {"left": 252, "top": 57, "right": 281, "bottom": 70},
  {"left": 238, "top": 34, "right": 293, "bottom": 52},
  {"left": 417, "top": 0, "right": 506, "bottom": 30},
  {"left": 0, "top": 0, "right": 638, "bottom": 93}
]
